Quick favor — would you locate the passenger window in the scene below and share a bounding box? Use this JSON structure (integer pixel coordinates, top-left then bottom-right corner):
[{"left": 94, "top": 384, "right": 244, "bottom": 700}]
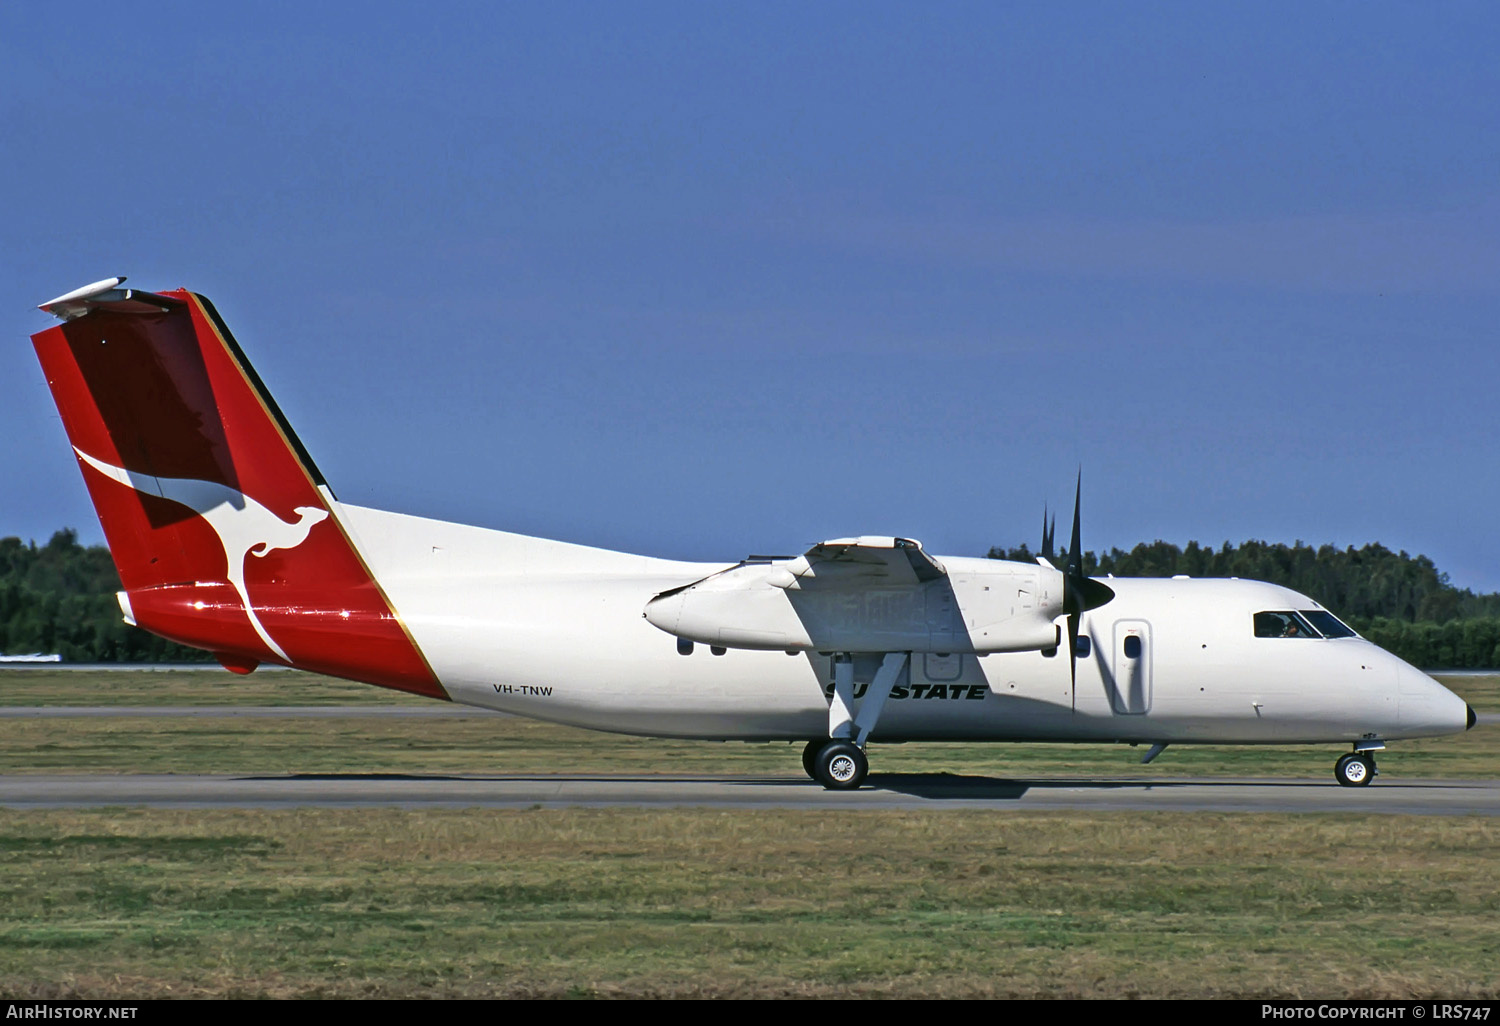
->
[
  {"left": 1123, "top": 635, "right": 1141, "bottom": 659},
  {"left": 1075, "top": 636, "right": 1091, "bottom": 658}
]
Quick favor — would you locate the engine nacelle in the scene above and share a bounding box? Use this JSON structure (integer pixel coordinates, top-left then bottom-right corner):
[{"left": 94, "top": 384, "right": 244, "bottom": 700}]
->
[{"left": 645, "top": 555, "right": 1065, "bottom": 654}]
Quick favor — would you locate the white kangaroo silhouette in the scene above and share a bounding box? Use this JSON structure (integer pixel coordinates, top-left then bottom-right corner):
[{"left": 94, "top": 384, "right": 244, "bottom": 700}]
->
[{"left": 75, "top": 447, "right": 329, "bottom": 661}]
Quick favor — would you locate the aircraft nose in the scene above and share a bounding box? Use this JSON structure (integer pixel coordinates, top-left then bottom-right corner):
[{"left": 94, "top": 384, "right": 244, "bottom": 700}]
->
[{"left": 1396, "top": 663, "right": 1472, "bottom": 738}]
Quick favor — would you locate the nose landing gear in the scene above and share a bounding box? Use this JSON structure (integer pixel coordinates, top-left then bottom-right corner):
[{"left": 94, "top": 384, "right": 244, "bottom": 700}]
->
[{"left": 1334, "top": 751, "right": 1377, "bottom": 787}]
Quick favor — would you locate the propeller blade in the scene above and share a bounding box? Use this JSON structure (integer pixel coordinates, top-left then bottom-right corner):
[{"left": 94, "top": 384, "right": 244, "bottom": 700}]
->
[
  {"left": 1066, "top": 474, "right": 1083, "bottom": 581},
  {"left": 1041, "top": 505, "right": 1055, "bottom": 562},
  {"left": 1067, "top": 602, "right": 1080, "bottom": 689},
  {"left": 1058, "top": 472, "right": 1114, "bottom": 687}
]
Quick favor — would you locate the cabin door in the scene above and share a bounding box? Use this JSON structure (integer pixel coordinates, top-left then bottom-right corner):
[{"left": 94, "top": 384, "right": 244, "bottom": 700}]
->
[{"left": 1109, "top": 620, "right": 1152, "bottom": 714}]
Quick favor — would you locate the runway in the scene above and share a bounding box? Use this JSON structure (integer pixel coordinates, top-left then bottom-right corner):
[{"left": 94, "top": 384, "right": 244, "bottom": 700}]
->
[{"left": 2, "top": 772, "right": 1497, "bottom": 813}]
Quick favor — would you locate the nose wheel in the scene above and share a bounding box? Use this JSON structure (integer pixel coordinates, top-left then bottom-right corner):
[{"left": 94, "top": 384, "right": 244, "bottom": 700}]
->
[
  {"left": 1335, "top": 752, "right": 1376, "bottom": 787},
  {"left": 802, "top": 739, "right": 869, "bottom": 790}
]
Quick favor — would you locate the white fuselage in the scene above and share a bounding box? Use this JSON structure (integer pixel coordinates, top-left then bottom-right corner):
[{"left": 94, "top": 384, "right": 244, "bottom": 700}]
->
[{"left": 337, "top": 503, "right": 1470, "bottom": 746}]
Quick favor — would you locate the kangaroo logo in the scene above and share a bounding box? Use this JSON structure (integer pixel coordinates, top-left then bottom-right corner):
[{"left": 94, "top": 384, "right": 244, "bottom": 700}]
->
[{"left": 75, "top": 448, "right": 328, "bottom": 660}]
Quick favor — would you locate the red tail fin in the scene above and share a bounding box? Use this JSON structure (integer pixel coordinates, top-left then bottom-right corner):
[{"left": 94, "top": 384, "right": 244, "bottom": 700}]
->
[{"left": 31, "top": 278, "right": 446, "bottom": 698}]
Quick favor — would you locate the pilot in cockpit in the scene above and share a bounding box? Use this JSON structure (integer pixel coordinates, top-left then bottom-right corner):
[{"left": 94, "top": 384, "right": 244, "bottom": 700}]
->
[{"left": 1254, "top": 611, "right": 1307, "bottom": 638}]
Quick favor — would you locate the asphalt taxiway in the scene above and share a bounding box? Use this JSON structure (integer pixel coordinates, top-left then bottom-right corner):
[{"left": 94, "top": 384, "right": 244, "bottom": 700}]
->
[
  {"left": 3, "top": 703, "right": 1493, "bottom": 813},
  {"left": 2, "top": 772, "right": 1497, "bottom": 814}
]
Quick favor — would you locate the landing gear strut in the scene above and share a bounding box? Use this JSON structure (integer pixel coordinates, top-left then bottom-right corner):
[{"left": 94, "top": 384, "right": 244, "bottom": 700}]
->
[
  {"left": 803, "top": 651, "right": 910, "bottom": 790},
  {"left": 1334, "top": 751, "right": 1376, "bottom": 787},
  {"left": 802, "top": 738, "right": 869, "bottom": 790}
]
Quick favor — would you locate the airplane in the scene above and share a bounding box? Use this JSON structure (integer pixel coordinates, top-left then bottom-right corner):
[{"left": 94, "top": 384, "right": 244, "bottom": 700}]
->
[{"left": 28, "top": 277, "right": 1477, "bottom": 790}]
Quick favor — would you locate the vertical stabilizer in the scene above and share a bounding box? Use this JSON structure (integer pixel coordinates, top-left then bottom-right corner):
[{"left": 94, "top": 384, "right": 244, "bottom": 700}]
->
[{"left": 31, "top": 279, "right": 446, "bottom": 698}]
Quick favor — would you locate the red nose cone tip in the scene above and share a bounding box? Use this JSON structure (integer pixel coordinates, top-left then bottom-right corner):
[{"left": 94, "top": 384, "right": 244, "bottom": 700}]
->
[{"left": 1469, "top": 704, "right": 1478, "bottom": 730}]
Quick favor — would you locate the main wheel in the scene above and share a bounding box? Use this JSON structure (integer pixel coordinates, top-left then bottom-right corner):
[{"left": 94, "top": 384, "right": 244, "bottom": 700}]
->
[
  {"left": 812, "top": 740, "right": 868, "bottom": 790},
  {"left": 801, "top": 739, "right": 823, "bottom": 781},
  {"left": 1335, "top": 752, "right": 1375, "bottom": 787}
]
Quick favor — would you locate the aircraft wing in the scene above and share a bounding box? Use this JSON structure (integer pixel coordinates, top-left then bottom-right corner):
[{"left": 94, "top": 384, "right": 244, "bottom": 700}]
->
[{"left": 792, "top": 536, "right": 947, "bottom": 585}]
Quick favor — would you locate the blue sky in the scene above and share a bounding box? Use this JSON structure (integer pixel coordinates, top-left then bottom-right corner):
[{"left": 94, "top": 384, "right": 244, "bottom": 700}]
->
[{"left": 4, "top": 2, "right": 1499, "bottom": 594}]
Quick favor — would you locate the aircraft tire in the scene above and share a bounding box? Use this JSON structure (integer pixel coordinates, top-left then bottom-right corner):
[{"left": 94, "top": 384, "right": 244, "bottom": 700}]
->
[
  {"left": 813, "top": 740, "right": 868, "bottom": 790},
  {"left": 801, "top": 740, "right": 824, "bottom": 781},
  {"left": 1335, "top": 752, "right": 1375, "bottom": 787}
]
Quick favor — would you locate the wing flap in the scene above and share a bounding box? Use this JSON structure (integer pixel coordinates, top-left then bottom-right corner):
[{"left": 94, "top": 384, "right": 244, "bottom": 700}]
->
[{"left": 795, "top": 536, "right": 946, "bottom": 584}]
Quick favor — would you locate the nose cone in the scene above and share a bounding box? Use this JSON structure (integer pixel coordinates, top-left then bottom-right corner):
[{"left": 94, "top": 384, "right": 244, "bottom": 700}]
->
[{"left": 1397, "top": 664, "right": 1473, "bottom": 738}]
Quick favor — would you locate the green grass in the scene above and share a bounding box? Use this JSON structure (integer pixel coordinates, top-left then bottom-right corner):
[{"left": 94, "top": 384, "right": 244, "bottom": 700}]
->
[
  {"left": 0, "top": 670, "right": 1495, "bottom": 998},
  {"left": 0, "top": 713, "right": 1494, "bottom": 780},
  {"left": 0, "top": 808, "right": 1494, "bottom": 999},
  {"left": 1434, "top": 673, "right": 1500, "bottom": 713},
  {"left": 0, "top": 668, "right": 429, "bottom": 706}
]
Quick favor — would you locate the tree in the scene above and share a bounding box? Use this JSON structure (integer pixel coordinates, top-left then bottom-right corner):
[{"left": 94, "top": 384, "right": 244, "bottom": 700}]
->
[{"left": 991, "top": 537, "right": 1500, "bottom": 668}]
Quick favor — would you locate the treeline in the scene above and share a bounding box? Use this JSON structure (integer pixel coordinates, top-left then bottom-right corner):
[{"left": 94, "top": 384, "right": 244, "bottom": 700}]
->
[
  {"left": 0, "top": 531, "right": 210, "bottom": 662},
  {"left": 3, "top": 530, "right": 1497, "bottom": 668},
  {"left": 990, "top": 539, "right": 1500, "bottom": 668}
]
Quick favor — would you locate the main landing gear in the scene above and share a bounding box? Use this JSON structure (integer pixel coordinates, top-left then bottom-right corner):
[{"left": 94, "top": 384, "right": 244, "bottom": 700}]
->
[
  {"left": 802, "top": 739, "right": 869, "bottom": 790},
  {"left": 1334, "top": 751, "right": 1377, "bottom": 787},
  {"left": 803, "top": 651, "right": 911, "bottom": 790}
]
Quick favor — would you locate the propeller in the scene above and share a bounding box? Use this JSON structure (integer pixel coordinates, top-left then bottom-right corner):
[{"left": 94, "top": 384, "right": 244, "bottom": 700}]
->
[{"left": 1045, "top": 474, "right": 1115, "bottom": 686}]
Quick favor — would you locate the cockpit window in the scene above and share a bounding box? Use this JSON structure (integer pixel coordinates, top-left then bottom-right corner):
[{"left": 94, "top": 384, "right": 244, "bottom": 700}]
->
[
  {"left": 1301, "top": 610, "right": 1357, "bottom": 639},
  {"left": 1253, "top": 611, "right": 1320, "bottom": 639}
]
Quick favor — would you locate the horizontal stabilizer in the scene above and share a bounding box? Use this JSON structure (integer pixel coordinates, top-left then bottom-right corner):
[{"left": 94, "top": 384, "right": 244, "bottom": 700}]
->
[{"left": 39, "top": 276, "right": 185, "bottom": 321}]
